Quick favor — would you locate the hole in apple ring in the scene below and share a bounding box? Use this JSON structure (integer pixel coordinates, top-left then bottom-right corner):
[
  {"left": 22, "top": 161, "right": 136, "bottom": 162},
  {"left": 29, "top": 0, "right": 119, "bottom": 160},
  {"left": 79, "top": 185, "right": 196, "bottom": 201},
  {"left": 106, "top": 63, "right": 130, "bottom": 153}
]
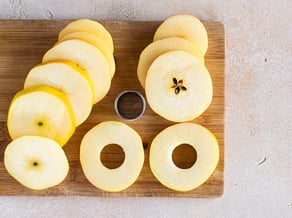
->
[
  {"left": 172, "top": 144, "right": 197, "bottom": 169},
  {"left": 100, "top": 144, "right": 125, "bottom": 169},
  {"left": 114, "top": 90, "right": 146, "bottom": 121}
]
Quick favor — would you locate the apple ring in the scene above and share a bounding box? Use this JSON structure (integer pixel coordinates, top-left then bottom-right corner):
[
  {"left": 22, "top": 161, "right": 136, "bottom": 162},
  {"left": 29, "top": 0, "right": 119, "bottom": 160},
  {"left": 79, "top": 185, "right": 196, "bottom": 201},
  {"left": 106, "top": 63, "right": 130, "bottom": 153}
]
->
[
  {"left": 80, "top": 121, "right": 144, "bottom": 192},
  {"left": 149, "top": 123, "right": 219, "bottom": 192}
]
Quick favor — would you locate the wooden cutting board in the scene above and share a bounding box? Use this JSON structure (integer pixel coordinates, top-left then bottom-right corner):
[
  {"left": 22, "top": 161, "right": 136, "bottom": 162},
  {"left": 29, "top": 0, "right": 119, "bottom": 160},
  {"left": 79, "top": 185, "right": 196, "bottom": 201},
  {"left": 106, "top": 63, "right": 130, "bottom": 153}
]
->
[{"left": 0, "top": 20, "right": 224, "bottom": 197}]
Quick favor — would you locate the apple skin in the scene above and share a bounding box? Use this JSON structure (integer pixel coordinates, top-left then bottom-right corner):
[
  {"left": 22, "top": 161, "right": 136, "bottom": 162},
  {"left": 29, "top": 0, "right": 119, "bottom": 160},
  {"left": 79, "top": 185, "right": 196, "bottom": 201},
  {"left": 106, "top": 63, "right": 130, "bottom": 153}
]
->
[
  {"left": 43, "top": 39, "right": 111, "bottom": 104},
  {"left": 7, "top": 86, "right": 76, "bottom": 146},
  {"left": 24, "top": 60, "right": 94, "bottom": 126}
]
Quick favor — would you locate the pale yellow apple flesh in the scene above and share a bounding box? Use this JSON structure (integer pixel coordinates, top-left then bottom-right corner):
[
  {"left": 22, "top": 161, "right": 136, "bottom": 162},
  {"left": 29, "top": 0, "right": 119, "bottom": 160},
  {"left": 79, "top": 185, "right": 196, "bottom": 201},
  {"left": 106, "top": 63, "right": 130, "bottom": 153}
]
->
[
  {"left": 4, "top": 135, "right": 69, "bottom": 190},
  {"left": 58, "top": 18, "right": 114, "bottom": 53},
  {"left": 149, "top": 123, "right": 219, "bottom": 191},
  {"left": 137, "top": 37, "right": 204, "bottom": 89},
  {"left": 42, "top": 39, "right": 111, "bottom": 104},
  {"left": 145, "top": 50, "right": 213, "bottom": 122},
  {"left": 154, "top": 15, "right": 208, "bottom": 55},
  {"left": 7, "top": 86, "right": 75, "bottom": 146},
  {"left": 24, "top": 60, "right": 94, "bottom": 126},
  {"left": 59, "top": 31, "right": 115, "bottom": 79},
  {"left": 80, "top": 121, "right": 144, "bottom": 192}
]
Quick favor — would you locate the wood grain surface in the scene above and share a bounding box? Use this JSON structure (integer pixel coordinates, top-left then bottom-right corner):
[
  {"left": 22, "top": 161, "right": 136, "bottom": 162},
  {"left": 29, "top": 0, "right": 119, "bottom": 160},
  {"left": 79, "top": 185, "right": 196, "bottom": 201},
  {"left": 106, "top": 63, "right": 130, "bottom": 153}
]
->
[{"left": 0, "top": 20, "right": 224, "bottom": 197}]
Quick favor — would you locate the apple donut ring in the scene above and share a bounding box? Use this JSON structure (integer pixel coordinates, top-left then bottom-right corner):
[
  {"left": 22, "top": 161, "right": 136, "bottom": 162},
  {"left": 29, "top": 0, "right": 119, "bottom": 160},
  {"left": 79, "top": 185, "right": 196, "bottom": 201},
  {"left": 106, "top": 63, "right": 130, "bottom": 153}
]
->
[
  {"left": 80, "top": 121, "right": 144, "bottom": 192},
  {"left": 149, "top": 123, "right": 219, "bottom": 192}
]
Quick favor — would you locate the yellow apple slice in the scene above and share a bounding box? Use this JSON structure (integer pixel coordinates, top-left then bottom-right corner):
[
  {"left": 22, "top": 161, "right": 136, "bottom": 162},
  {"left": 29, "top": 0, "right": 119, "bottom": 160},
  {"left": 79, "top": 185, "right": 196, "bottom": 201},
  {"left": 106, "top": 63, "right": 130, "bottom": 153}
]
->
[
  {"left": 145, "top": 50, "right": 212, "bottom": 122},
  {"left": 149, "top": 123, "right": 219, "bottom": 192},
  {"left": 80, "top": 121, "right": 144, "bottom": 192},
  {"left": 42, "top": 39, "right": 111, "bottom": 104},
  {"left": 4, "top": 136, "right": 69, "bottom": 190},
  {"left": 58, "top": 18, "right": 114, "bottom": 53},
  {"left": 7, "top": 86, "right": 75, "bottom": 146},
  {"left": 59, "top": 32, "right": 115, "bottom": 79},
  {"left": 154, "top": 15, "right": 208, "bottom": 55},
  {"left": 24, "top": 60, "right": 94, "bottom": 126},
  {"left": 137, "top": 37, "right": 204, "bottom": 89}
]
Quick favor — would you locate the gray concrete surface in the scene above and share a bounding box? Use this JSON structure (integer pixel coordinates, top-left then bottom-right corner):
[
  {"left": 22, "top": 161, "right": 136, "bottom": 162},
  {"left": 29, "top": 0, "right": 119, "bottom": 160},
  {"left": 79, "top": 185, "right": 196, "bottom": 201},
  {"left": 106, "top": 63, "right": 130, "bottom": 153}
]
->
[{"left": 0, "top": 0, "right": 291, "bottom": 217}]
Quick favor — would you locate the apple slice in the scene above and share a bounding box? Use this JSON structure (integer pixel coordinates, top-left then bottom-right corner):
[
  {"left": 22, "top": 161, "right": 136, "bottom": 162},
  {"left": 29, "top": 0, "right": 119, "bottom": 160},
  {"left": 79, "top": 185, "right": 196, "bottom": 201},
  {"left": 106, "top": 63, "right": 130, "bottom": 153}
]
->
[
  {"left": 7, "top": 86, "right": 75, "bottom": 146},
  {"left": 149, "top": 123, "right": 219, "bottom": 191},
  {"left": 4, "top": 136, "right": 69, "bottom": 190},
  {"left": 42, "top": 39, "right": 111, "bottom": 104},
  {"left": 145, "top": 50, "right": 213, "bottom": 122},
  {"left": 137, "top": 37, "right": 204, "bottom": 89},
  {"left": 59, "top": 32, "right": 115, "bottom": 79},
  {"left": 24, "top": 60, "right": 94, "bottom": 126},
  {"left": 153, "top": 15, "right": 208, "bottom": 55},
  {"left": 80, "top": 121, "right": 144, "bottom": 192},
  {"left": 58, "top": 18, "right": 114, "bottom": 53}
]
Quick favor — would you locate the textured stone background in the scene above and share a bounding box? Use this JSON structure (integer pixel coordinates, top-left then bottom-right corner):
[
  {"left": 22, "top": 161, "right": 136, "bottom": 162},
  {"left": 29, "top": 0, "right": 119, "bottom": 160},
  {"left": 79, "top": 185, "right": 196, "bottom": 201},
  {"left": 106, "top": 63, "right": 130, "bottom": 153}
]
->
[{"left": 0, "top": 0, "right": 291, "bottom": 217}]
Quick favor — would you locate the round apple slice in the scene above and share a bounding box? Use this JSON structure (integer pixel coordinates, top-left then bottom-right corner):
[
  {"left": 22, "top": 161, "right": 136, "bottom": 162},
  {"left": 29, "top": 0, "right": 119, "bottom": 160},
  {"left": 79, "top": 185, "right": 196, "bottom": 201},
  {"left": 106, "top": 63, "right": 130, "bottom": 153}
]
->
[
  {"left": 154, "top": 15, "right": 208, "bottom": 55},
  {"left": 7, "top": 86, "right": 75, "bottom": 146},
  {"left": 42, "top": 39, "right": 111, "bottom": 104},
  {"left": 145, "top": 50, "right": 213, "bottom": 122},
  {"left": 149, "top": 123, "right": 219, "bottom": 191},
  {"left": 59, "top": 32, "right": 115, "bottom": 79},
  {"left": 58, "top": 18, "right": 114, "bottom": 53},
  {"left": 137, "top": 37, "right": 204, "bottom": 89},
  {"left": 80, "top": 121, "right": 144, "bottom": 192},
  {"left": 24, "top": 60, "right": 94, "bottom": 126},
  {"left": 4, "top": 136, "right": 69, "bottom": 190}
]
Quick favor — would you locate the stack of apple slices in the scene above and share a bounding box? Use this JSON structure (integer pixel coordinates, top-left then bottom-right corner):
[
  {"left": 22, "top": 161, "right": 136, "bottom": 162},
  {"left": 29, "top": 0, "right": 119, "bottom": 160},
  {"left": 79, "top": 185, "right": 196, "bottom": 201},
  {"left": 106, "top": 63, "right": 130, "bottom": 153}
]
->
[
  {"left": 4, "top": 19, "right": 115, "bottom": 190},
  {"left": 137, "top": 15, "right": 219, "bottom": 192},
  {"left": 137, "top": 14, "right": 212, "bottom": 122}
]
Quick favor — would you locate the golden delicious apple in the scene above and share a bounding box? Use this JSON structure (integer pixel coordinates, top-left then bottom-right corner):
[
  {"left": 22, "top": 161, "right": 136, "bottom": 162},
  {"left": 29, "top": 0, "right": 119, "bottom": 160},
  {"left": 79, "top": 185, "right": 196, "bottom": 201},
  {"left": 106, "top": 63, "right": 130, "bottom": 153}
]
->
[
  {"left": 145, "top": 50, "right": 213, "bottom": 122},
  {"left": 154, "top": 15, "right": 208, "bottom": 55},
  {"left": 137, "top": 37, "right": 204, "bottom": 89},
  {"left": 7, "top": 86, "right": 75, "bottom": 146},
  {"left": 58, "top": 18, "right": 114, "bottom": 53},
  {"left": 24, "top": 60, "right": 94, "bottom": 126},
  {"left": 42, "top": 39, "right": 111, "bottom": 104},
  {"left": 59, "top": 31, "right": 115, "bottom": 79},
  {"left": 4, "top": 135, "right": 69, "bottom": 190},
  {"left": 149, "top": 123, "right": 219, "bottom": 191},
  {"left": 80, "top": 121, "right": 144, "bottom": 192}
]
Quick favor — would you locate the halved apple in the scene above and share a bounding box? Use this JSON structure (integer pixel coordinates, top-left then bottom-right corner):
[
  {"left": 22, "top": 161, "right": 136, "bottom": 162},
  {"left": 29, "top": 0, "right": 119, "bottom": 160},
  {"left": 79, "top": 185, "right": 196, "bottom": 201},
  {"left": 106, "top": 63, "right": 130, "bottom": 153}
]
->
[
  {"left": 145, "top": 50, "right": 213, "bottom": 122},
  {"left": 58, "top": 18, "right": 114, "bottom": 53},
  {"left": 4, "top": 135, "right": 69, "bottom": 190},
  {"left": 7, "top": 86, "right": 75, "bottom": 146},
  {"left": 42, "top": 39, "right": 111, "bottom": 104},
  {"left": 153, "top": 15, "right": 208, "bottom": 55},
  {"left": 59, "top": 31, "right": 115, "bottom": 79},
  {"left": 24, "top": 60, "right": 94, "bottom": 126},
  {"left": 80, "top": 121, "right": 144, "bottom": 192},
  {"left": 149, "top": 123, "right": 219, "bottom": 191},
  {"left": 137, "top": 37, "right": 204, "bottom": 89}
]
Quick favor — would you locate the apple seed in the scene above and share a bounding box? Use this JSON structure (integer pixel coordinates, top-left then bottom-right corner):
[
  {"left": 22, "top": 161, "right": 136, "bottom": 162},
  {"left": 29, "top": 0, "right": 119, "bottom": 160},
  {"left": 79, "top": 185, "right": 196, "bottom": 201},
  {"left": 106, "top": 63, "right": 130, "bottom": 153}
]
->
[{"left": 171, "top": 77, "right": 187, "bottom": 94}]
